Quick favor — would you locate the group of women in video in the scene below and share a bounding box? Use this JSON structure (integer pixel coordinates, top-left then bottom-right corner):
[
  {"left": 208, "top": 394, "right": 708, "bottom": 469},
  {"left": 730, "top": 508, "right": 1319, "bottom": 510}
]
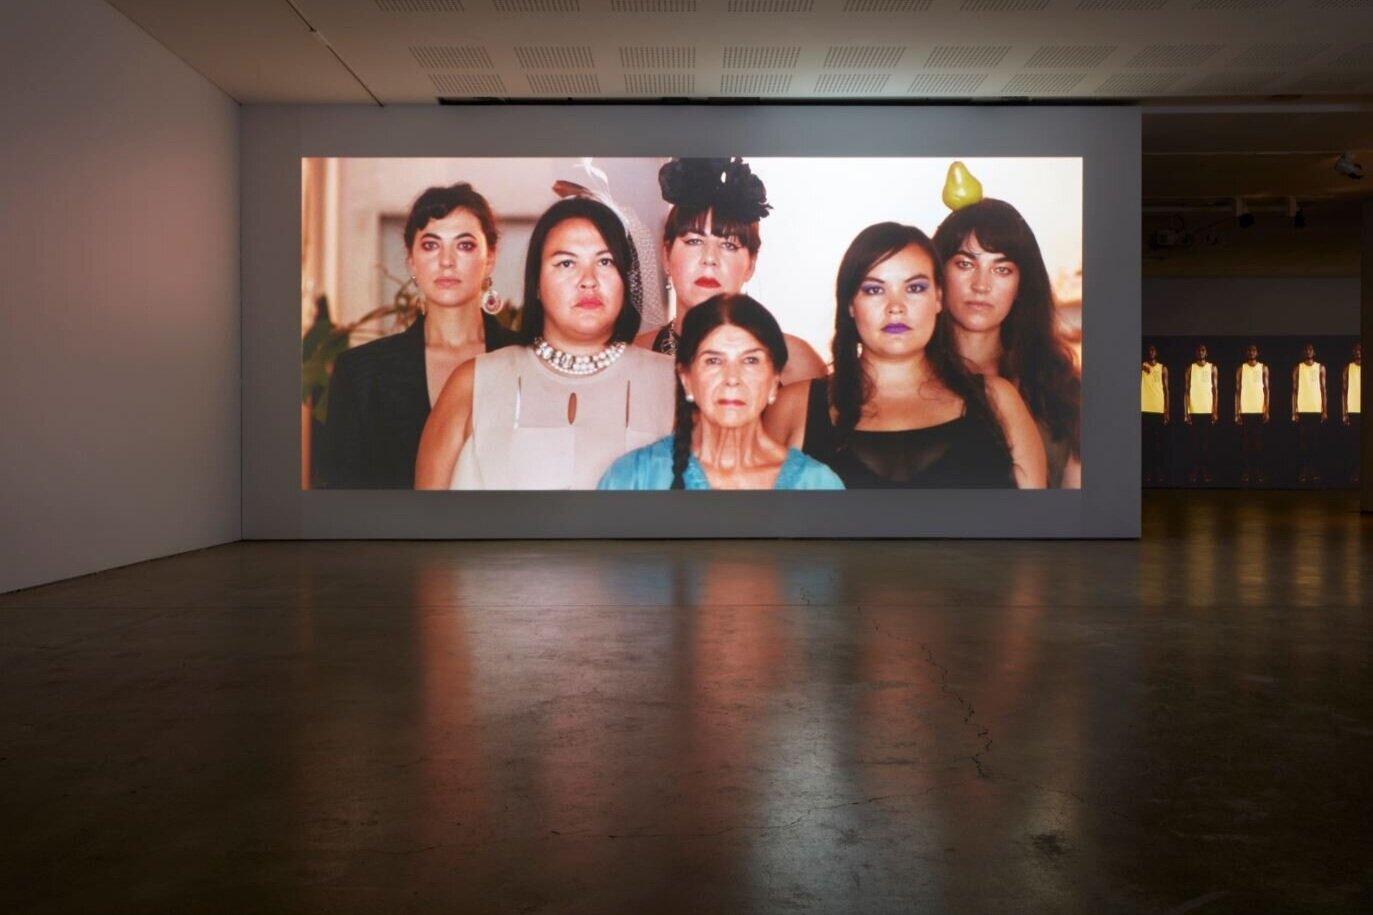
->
[{"left": 318, "top": 158, "right": 1081, "bottom": 491}]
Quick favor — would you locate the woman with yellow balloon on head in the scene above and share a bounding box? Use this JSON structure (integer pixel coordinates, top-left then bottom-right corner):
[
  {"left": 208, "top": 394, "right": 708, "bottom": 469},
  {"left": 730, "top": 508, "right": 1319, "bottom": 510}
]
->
[{"left": 932, "top": 162, "right": 1082, "bottom": 488}]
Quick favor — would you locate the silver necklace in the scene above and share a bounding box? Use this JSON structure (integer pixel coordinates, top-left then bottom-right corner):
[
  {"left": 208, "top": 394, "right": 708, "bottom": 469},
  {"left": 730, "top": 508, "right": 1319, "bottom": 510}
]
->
[{"left": 532, "top": 337, "right": 628, "bottom": 376}]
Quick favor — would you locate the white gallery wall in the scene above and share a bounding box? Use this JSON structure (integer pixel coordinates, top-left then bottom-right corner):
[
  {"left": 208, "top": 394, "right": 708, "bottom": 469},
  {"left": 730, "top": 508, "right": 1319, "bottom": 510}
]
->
[{"left": 0, "top": 0, "right": 241, "bottom": 593}]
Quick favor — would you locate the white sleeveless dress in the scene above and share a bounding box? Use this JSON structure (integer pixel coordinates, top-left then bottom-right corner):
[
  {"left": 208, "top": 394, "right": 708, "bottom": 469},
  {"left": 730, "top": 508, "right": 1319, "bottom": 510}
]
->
[{"left": 452, "top": 345, "right": 676, "bottom": 490}]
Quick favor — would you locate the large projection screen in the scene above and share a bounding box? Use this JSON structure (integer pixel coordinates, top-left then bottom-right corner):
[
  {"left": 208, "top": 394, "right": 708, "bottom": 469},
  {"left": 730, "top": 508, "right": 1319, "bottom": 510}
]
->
[{"left": 243, "top": 105, "right": 1141, "bottom": 538}]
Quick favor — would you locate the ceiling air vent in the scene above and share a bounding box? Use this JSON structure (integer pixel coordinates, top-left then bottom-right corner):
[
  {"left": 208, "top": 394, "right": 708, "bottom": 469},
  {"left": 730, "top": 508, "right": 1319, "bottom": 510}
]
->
[
  {"left": 721, "top": 74, "right": 794, "bottom": 93},
  {"left": 1125, "top": 44, "right": 1222, "bottom": 67},
  {"left": 527, "top": 73, "right": 601, "bottom": 93},
  {"left": 960, "top": 0, "right": 1049, "bottom": 10},
  {"left": 1000, "top": 72, "right": 1085, "bottom": 93},
  {"left": 1188, "top": 71, "right": 1283, "bottom": 92},
  {"left": 376, "top": 0, "right": 464, "bottom": 10},
  {"left": 1329, "top": 44, "right": 1373, "bottom": 68},
  {"left": 515, "top": 46, "right": 594, "bottom": 68},
  {"left": 907, "top": 72, "right": 988, "bottom": 94},
  {"left": 824, "top": 46, "right": 905, "bottom": 69},
  {"left": 728, "top": 0, "right": 815, "bottom": 12},
  {"left": 410, "top": 46, "right": 493, "bottom": 68},
  {"left": 493, "top": 0, "right": 579, "bottom": 10},
  {"left": 429, "top": 73, "right": 507, "bottom": 93},
  {"left": 1228, "top": 43, "right": 1329, "bottom": 67},
  {"left": 1025, "top": 45, "right": 1115, "bottom": 68},
  {"left": 620, "top": 47, "right": 696, "bottom": 68},
  {"left": 723, "top": 46, "right": 800, "bottom": 68},
  {"left": 926, "top": 45, "right": 1010, "bottom": 68},
  {"left": 1076, "top": 0, "right": 1168, "bottom": 9},
  {"left": 844, "top": 0, "right": 933, "bottom": 9},
  {"left": 814, "top": 73, "right": 891, "bottom": 93},
  {"left": 1094, "top": 71, "right": 1182, "bottom": 93},
  {"left": 611, "top": 0, "right": 697, "bottom": 9}
]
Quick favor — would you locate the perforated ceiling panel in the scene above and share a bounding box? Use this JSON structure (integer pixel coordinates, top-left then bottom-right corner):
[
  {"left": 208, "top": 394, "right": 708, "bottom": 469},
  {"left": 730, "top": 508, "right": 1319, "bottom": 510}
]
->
[
  {"left": 926, "top": 45, "right": 1011, "bottom": 68},
  {"left": 526, "top": 73, "right": 601, "bottom": 93},
  {"left": 1095, "top": 71, "right": 1182, "bottom": 94},
  {"left": 723, "top": 46, "right": 801, "bottom": 69},
  {"left": 824, "top": 46, "right": 904, "bottom": 69},
  {"left": 1227, "top": 43, "right": 1330, "bottom": 67},
  {"left": 620, "top": 47, "right": 695, "bottom": 68},
  {"left": 625, "top": 73, "right": 695, "bottom": 93},
  {"left": 843, "top": 0, "right": 933, "bottom": 9},
  {"left": 907, "top": 72, "right": 988, "bottom": 94},
  {"left": 814, "top": 73, "right": 890, "bottom": 93},
  {"left": 610, "top": 0, "right": 697, "bottom": 10},
  {"left": 720, "top": 73, "right": 793, "bottom": 93},
  {"left": 410, "top": 46, "right": 493, "bottom": 68},
  {"left": 429, "top": 72, "right": 506, "bottom": 93},
  {"left": 1125, "top": 44, "right": 1224, "bottom": 68},
  {"left": 1025, "top": 45, "right": 1116, "bottom": 68},
  {"left": 1001, "top": 71, "right": 1086, "bottom": 93},
  {"left": 728, "top": 0, "right": 814, "bottom": 10},
  {"left": 376, "top": 0, "right": 464, "bottom": 10},
  {"left": 1188, "top": 70, "right": 1284, "bottom": 92},
  {"left": 515, "top": 46, "right": 594, "bottom": 69}
]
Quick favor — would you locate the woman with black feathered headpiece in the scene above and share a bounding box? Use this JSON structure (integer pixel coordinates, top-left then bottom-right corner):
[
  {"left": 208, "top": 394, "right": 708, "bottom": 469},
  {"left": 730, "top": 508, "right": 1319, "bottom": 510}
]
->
[{"left": 638, "top": 158, "right": 828, "bottom": 385}]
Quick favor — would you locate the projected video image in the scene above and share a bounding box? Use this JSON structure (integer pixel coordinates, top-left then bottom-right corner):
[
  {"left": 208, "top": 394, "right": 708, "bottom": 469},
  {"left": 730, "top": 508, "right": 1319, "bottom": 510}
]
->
[{"left": 301, "top": 157, "right": 1082, "bottom": 491}]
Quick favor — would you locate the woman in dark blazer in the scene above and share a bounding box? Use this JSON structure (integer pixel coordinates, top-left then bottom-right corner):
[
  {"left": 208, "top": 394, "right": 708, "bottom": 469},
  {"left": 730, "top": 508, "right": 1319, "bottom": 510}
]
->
[{"left": 318, "top": 182, "right": 517, "bottom": 489}]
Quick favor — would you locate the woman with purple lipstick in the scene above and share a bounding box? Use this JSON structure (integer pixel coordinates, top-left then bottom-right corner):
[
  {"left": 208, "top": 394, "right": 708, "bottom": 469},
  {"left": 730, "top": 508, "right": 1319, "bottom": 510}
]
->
[{"left": 764, "top": 222, "right": 1045, "bottom": 488}]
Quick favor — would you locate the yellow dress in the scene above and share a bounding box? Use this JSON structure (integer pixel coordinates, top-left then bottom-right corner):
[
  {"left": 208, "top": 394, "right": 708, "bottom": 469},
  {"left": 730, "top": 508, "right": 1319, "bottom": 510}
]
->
[
  {"left": 1296, "top": 362, "right": 1323, "bottom": 414},
  {"left": 1141, "top": 365, "right": 1165, "bottom": 414},
  {"left": 1347, "top": 363, "right": 1361, "bottom": 415}
]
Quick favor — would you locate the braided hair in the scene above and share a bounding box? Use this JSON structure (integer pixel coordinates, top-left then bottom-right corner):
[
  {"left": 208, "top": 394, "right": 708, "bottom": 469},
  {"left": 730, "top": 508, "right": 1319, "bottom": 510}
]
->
[
  {"left": 669, "top": 294, "right": 789, "bottom": 489},
  {"left": 830, "top": 222, "right": 1005, "bottom": 453}
]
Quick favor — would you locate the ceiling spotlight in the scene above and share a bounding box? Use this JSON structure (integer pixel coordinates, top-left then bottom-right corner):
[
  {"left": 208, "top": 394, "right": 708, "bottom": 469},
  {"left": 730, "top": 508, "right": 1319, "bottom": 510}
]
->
[
  {"left": 1288, "top": 196, "right": 1306, "bottom": 229},
  {"left": 1334, "top": 152, "right": 1364, "bottom": 180},
  {"left": 1234, "top": 198, "right": 1255, "bottom": 228}
]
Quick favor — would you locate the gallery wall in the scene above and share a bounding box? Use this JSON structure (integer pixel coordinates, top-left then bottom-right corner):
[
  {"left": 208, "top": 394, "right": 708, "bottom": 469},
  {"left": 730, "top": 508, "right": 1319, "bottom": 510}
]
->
[
  {"left": 0, "top": 0, "right": 241, "bottom": 593},
  {"left": 242, "top": 104, "right": 1141, "bottom": 538}
]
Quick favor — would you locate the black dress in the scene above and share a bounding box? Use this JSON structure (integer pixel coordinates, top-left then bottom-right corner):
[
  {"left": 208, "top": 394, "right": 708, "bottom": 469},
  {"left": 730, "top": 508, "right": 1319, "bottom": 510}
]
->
[
  {"left": 317, "top": 313, "right": 518, "bottom": 489},
  {"left": 801, "top": 379, "right": 1015, "bottom": 489}
]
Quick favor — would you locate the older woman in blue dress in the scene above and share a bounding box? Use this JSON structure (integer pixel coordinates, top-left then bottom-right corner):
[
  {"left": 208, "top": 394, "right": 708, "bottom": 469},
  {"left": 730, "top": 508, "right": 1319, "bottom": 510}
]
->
[{"left": 600, "top": 294, "right": 842, "bottom": 490}]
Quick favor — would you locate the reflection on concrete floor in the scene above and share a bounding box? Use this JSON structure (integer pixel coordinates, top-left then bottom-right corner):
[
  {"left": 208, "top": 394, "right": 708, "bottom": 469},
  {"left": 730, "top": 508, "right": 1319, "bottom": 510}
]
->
[{"left": 0, "top": 492, "right": 1369, "bottom": 914}]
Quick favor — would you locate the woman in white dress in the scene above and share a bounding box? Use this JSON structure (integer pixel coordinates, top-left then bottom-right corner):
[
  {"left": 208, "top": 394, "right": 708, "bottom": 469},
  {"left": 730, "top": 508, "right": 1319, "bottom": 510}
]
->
[{"left": 415, "top": 197, "right": 675, "bottom": 490}]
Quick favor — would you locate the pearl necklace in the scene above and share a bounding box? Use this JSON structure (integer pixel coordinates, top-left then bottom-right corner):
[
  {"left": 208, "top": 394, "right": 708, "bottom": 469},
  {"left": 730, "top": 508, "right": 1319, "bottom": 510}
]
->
[{"left": 532, "top": 337, "right": 628, "bottom": 376}]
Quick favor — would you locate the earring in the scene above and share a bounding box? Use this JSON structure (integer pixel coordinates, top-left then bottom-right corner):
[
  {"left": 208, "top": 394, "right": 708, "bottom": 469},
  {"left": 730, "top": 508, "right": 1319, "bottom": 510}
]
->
[
  {"left": 768, "top": 392, "right": 777, "bottom": 405},
  {"left": 685, "top": 393, "right": 695, "bottom": 403},
  {"left": 480, "top": 276, "right": 503, "bottom": 315}
]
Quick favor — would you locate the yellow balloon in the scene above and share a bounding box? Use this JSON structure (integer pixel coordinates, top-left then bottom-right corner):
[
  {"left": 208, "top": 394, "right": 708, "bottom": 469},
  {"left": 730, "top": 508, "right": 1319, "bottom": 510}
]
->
[{"left": 942, "top": 161, "right": 984, "bottom": 211}]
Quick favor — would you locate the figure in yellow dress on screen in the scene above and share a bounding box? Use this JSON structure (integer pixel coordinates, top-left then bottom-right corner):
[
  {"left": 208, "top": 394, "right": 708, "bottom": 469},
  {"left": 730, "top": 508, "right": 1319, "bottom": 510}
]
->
[
  {"left": 1291, "top": 342, "right": 1327, "bottom": 484},
  {"left": 1183, "top": 343, "right": 1219, "bottom": 484},
  {"left": 1343, "top": 342, "right": 1361, "bottom": 484},
  {"left": 1140, "top": 343, "right": 1169, "bottom": 485},
  {"left": 1233, "top": 343, "right": 1269, "bottom": 485}
]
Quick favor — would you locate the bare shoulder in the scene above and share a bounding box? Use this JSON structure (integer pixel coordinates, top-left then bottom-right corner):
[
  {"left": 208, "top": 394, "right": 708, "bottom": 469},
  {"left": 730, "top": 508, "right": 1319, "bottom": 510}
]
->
[
  {"left": 764, "top": 378, "right": 815, "bottom": 448},
  {"left": 984, "top": 375, "right": 1029, "bottom": 414},
  {"left": 782, "top": 334, "right": 828, "bottom": 384}
]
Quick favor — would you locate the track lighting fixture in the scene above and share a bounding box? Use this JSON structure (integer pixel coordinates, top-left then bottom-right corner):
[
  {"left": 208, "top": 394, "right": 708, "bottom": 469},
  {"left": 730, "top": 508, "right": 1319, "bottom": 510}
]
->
[
  {"left": 1334, "top": 152, "right": 1364, "bottom": 180},
  {"left": 1234, "top": 197, "right": 1254, "bottom": 229}
]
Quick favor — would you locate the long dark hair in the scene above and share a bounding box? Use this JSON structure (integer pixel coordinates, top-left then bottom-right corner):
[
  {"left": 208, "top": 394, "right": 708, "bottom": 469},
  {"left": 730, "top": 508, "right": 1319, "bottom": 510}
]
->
[
  {"left": 933, "top": 199, "right": 1080, "bottom": 456},
  {"left": 830, "top": 222, "right": 1004, "bottom": 451},
  {"left": 518, "top": 197, "right": 641, "bottom": 346},
  {"left": 670, "top": 294, "right": 789, "bottom": 489}
]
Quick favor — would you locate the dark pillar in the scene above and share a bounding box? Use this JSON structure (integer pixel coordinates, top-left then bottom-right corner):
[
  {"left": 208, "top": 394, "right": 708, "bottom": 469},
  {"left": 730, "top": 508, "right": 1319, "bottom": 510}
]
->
[{"left": 1363, "top": 200, "right": 1372, "bottom": 511}]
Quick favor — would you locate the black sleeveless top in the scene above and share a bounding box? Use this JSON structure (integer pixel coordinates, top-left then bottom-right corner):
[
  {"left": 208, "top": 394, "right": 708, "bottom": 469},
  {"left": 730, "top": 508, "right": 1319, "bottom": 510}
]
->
[{"left": 801, "top": 379, "right": 1015, "bottom": 489}]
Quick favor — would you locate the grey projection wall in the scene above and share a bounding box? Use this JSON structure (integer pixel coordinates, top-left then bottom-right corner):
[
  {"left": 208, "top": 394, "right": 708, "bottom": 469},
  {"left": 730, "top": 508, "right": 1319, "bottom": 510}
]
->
[
  {"left": 242, "top": 104, "right": 1140, "bottom": 538},
  {"left": 0, "top": 0, "right": 240, "bottom": 594}
]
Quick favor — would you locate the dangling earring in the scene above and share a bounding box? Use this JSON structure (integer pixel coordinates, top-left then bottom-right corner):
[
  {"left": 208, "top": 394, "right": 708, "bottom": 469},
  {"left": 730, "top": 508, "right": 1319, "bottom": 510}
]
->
[
  {"left": 480, "top": 276, "right": 503, "bottom": 315},
  {"left": 685, "top": 392, "right": 695, "bottom": 403}
]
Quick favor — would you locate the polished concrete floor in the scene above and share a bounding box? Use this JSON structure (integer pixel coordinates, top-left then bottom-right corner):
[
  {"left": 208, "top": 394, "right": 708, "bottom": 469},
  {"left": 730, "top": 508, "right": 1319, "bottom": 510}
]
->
[{"left": 2, "top": 493, "right": 1370, "bottom": 914}]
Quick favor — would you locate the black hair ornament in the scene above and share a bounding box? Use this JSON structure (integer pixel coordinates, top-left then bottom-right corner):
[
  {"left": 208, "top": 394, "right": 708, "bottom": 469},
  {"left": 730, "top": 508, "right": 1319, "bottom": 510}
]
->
[{"left": 658, "top": 157, "right": 773, "bottom": 225}]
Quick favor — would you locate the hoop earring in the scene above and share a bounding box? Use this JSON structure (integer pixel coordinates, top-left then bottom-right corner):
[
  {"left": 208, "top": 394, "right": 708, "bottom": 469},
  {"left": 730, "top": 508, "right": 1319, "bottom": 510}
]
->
[{"left": 480, "top": 276, "right": 504, "bottom": 315}]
